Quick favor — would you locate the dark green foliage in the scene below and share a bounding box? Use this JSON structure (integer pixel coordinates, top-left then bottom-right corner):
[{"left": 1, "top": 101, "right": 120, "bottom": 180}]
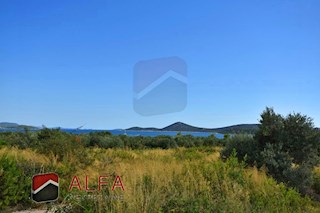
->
[
  {"left": 223, "top": 134, "right": 230, "bottom": 140},
  {"left": 85, "top": 133, "right": 222, "bottom": 150},
  {"left": 221, "top": 134, "right": 259, "bottom": 165},
  {"left": 0, "top": 127, "right": 225, "bottom": 151},
  {"left": 175, "top": 134, "right": 196, "bottom": 148},
  {"left": 222, "top": 107, "right": 320, "bottom": 195},
  {"left": 0, "top": 155, "right": 30, "bottom": 209},
  {"left": 37, "top": 128, "right": 62, "bottom": 141},
  {"left": 312, "top": 171, "right": 320, "bottom": 195},
  {"left": 0, "top": 139, "right": 8, "bottom": 147},
  {"left": 260, "top": 143, "right": 292, "bottom": 183},
  {"left": 0, "top": 130, "right": 37, "bottom": 149},
  {"left": 285, "top": 163, "right": 314, "bottom": 194},
  {"left": 174, "top": 148, "right": 204, "bottom": 160},
  {"left": 89, "top": 133, "right": 124, "bottom": 148},
  {"left": 282, "top": 113, "right": 319, "bottom": 165},
  {"left": 257, "top": 108, "right": 320, "bottom": 193},
  {"left": 90, "top": 131, "right": 112, "bottom": 136},
  {"left": 36, "top": 128, "right": 83, "bottom": 161},
  {"left": 254, "top": 107, "right": 285, "bottom": 148},
  {"left": 148, "top": 136, "right": 178, "bottom": 149},
  {"left": 123, "top": 136, "right": 145, "bottom": 149},
  {"left": 203, "top": 134, "right": 221, "bottom": 146},
  {"left": 255, "top": 108, "right": 320, "bottom": 165}
]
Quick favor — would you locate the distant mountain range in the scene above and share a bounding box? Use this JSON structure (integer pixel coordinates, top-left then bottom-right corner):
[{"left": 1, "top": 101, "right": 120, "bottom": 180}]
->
[
  {"left": 0, "top": 122, "right": 39, "bottom": 130},
  {"left": 127, "top": 122, "right": 260, "bottom": 134},
  {"left": 0, "top": 121, "right": 259, "bottom": 134},
  {"left": 2, "top": 121, "right": 318, "bottom": 135}
]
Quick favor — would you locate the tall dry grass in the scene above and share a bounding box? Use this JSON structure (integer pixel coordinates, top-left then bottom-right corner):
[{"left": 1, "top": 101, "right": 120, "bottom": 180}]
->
[{"left": 1, "top": 146, "right": 319, "bottom": 212}]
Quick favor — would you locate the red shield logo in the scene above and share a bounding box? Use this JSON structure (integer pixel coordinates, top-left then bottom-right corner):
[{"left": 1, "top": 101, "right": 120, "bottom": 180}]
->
[{"left": 32, "top": 173, "right": 59, "bottom": 203}]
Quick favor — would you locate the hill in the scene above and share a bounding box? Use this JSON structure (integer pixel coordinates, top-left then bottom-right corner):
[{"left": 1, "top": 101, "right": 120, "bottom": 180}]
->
[
  {"left": 0, "top": 122, "right": 39, "bottom": 131},
  {"left": 126, "top": 126, "right": 159, "bottom": 131},
  {"left": 0, "top": 122, "right": 20, "bottom": 128},
  {"left": 162, "top": 122, "right": 209, "bottom": 132},
  {"left": 128, "top": 122, "right": 259, "bottom": 134},
  {"left": 212, "top": 124, "right": 259, "bottom": 134}
]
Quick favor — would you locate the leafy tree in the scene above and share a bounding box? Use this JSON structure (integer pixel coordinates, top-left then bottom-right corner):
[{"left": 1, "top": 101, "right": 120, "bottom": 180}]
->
[
  {"left": 222, "top": 107, "right": 320, "bottom": 194},
  {"left": 256, "top": 108, "right": 320, "bottom": 193},
  {"left": 282, "top": 113, "right": 319, "bottom": 165},
  {"left": 254, "top": 107, "right": 285, "bottom": 149}
]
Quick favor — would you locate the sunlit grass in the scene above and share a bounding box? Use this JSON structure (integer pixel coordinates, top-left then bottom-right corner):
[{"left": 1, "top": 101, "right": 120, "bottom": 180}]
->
[
  {"left": 0, "top": 147, "right": 49, "bottom": 165},
  {"left": 1, "top": 146, "right": 320, "bottom": 212}
]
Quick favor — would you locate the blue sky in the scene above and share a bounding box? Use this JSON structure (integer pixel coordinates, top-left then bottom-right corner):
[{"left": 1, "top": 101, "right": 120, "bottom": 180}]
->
[{"left": 1, "top": 0, "right": 319, "bottom": 129}]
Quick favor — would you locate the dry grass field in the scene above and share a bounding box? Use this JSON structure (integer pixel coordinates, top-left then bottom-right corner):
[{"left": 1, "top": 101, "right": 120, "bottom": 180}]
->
[{"left": 1, "top": 146, "right": 320, "bottom": 212}]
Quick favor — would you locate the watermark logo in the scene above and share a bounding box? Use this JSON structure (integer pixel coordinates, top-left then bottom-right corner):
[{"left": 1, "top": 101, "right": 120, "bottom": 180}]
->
[
  {"left": 32, "top": 173, "right": 59, "bottom": 203},
  {"left": 31, "top": 173, "right": 125, "bottom": 203},
  {"left": 133, "top": 56, "right": 188, "bottom": 116},
  {"left": 68, "top": 175, "right": 125, "bottom": 191}
]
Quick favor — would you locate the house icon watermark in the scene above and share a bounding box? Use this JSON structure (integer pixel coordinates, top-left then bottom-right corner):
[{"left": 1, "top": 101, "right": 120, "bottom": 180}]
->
[{"left": 133, "top": 56, "right": 188, "bottom": 116}]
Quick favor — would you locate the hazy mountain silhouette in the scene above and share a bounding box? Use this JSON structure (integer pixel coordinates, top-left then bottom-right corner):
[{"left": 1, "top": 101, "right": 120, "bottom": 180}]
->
[{"left": 127, "top": 122, "right": 260, "bottom": 134}]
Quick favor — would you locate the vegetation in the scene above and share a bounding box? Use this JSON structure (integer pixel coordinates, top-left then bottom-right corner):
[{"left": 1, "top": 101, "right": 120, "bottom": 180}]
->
[
  {"left": 222, "top": 107, "right": 320, "bottom": 196},
  {"left": 0, "top": 107, "right": 320, "bottom": 212},
  {"left": 1, "top": 146, "right": 319, "bottom": 212}
]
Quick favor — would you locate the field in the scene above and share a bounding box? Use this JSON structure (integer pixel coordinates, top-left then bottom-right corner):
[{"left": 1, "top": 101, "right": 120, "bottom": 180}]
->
[
  {"left": 2, "top": 108, "right": 320, "bottom": 213},
  {"left": 1, "top": 145, "right": 319, "bottom": 213}
]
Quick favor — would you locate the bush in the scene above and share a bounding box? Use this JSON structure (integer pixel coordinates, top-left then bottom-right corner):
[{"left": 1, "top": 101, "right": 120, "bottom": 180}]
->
[
  {"left": 222, "top": 107, "right": 320, "bottom": 195},
  {"left": 175, "top": 134, "right": 195, "bottom": 148},
  {"left": 174, "top": 148, "right": 204, "bottom": 161},
  {"left": 260, "top": 143, "right": 292, "bottom": 183},
  {"left": 0, "top": 155, "right": 30, "bottom": 209},
  {"left": 221, "top": 134, "right": 258, "bottom": 165},
  {"left": 144, "top": 136, "right": 177, "bottom": 149},
  {"left": 0, "top": 131, "right": 37, "bottom": 149},
  {"left": 256, "top": 108, "right": 320, "bottom": 194},
  {"left": 285, "top": 163, "right": 314, "bottom": 194},
  {"left": 203, "top": 135, "right": 220, "bottom": 146},
  {"left": 89, "top": 133, "right": 124, "bottom": 149},
  {"left": 36, "top": 128, "right": 83, "bottom": 162}
]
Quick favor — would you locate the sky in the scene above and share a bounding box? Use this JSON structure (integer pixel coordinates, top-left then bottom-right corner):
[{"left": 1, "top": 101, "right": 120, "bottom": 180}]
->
[{"left": 0, "top": 0, "right": 319, "bottom": 129}]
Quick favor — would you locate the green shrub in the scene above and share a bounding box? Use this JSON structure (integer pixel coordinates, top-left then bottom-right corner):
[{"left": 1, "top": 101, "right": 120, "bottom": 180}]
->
[
  {"left": 89, "top": 134, "right": 124, "bottom": 149},
  {"left": 202, "top": 135, "right": 221, "bottom": 146},
  {"left": 36, "top": 128, "right": 83, "bottom": 162},
  {"left": 221, "top": 107, "right": 320, "bottom": 196},
  {"left": 0, "top": 155, "right": 30, "bottom": 209},
  {"left": 312, "top": 170, "right": 320, "bottom": 195},
  {"left": 0, "top": 131, "right": 36, "bottom": 149},
  {"left": 260, "top": 143, "right": 292, "bottom": 183},
  {"left": 0, "top": 139, "right": 8, "bottom": 147},
  {"left": 174, "top": 148, "right": 203, "bottom": 161},
  {"left": 221, "top": 134, "right": 258, "bottom": 165}
]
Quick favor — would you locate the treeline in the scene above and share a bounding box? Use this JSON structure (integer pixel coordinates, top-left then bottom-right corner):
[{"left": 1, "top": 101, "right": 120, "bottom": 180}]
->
[
  {"left": 221, "top": 107, "right": 320, "bottom": 197},
  {"left": 1, "top": 107, "right": 320, "bottom": 198},
  {"left": 0, "top": 128, "right": 224, "bottom": 162},
  {"left": 0, "top": 129, "right": 223, "bottom": 149},
  {"left": 0, "top": 129, "right": 224, "bottom": 209}
]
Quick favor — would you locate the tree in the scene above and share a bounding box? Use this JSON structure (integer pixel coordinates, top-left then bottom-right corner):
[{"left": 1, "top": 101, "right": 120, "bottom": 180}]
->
[
  {"left": 254, "top": 107, "right": 284, "bottom": 149},
  {"left": 256, "top": 108, "right": 320, "bottom": 193},
  {"left": 282, "top": 113, "right": 319, "bottom": 165},
  {"left": 223, "top": 107, "right": 320, "bottom": 194}
]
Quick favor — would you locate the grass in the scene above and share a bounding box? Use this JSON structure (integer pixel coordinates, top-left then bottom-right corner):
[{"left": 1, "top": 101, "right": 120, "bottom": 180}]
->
[{"left": 1, "top": 146, "right": 320, "bottom": 212}]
